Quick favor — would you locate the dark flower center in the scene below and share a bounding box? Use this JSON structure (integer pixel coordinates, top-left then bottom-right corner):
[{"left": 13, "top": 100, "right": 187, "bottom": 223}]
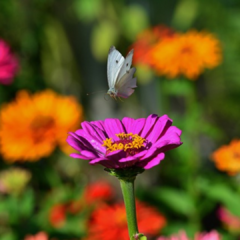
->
[{"left": 30, "top": 116, "right": 55, "bottom": 143}]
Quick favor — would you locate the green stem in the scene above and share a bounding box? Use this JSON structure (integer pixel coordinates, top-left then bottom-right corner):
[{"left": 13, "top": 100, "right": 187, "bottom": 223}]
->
[
  {"left": 120, "top": 178, "right": 139, "bottom": 239},
  {"left": 105, "top": 167, "right": 146, "bottom": 239}
]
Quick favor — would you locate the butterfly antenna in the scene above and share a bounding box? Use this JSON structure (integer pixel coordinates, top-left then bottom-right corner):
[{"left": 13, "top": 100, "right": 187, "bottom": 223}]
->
[
  {"left": 104, "top": 93, "right": 110, "bottom": 101},
  {"left": 86, "top": 90, "right": 106, "bottom": 96},
  {"left": 118, "top": 97, "right": 124, "bottom": 102}
]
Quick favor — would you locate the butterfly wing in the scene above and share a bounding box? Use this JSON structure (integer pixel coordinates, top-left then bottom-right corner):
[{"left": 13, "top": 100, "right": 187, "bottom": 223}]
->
[
  {"left": 116, "top": 49, "right": 134, "bottom": 84},
  {"left": 107, "top": 46, "right": 125, "bottom": 89},
  {"left": 115, "top": 67, "right": 137, "bottom": 98}
]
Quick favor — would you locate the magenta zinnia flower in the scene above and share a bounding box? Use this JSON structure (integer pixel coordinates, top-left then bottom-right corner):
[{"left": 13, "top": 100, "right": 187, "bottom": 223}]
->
[
  {"left": 0, "top": 39, "right": 18, "bottom": 85},
  {"left": 67, "top": 114, "right": 182, "bottom": 169}
]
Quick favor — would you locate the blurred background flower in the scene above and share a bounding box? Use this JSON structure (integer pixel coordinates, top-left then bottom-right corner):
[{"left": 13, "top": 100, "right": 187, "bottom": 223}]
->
[
  {"left": 0, "top": 167, "right": 31, "bottom": 195},
  {"left": 0, "top": 90, "right": 83, "bottom": 162},
  {"left": 150, "top": 30, "right": 221, "bottom": 79},
  {"left": 211, "top": 139, "right": 240, "bottom": 175},
  {"left": 48, "top": 181, "right": 114, "bottom": 228},
  {"left": 24, "top": 232, "right": 49, "bottom": 240},
  {"left": 131, "top": 25, "right": 176, "bottom": 67},
  {"left": 157, "top": 230, "right": 221, "bottom": 240},
  {"left": 132, "top": 28, "right": 221, "bottom": 80},
  {"left": 49, "top": 204, "right": 67, "bottom": 228},
  {"left": 83, "top": 201, "right": 166, "bottom": 240},
  {"left": 0, "top": 39, "right": 18, "bottom": 85},
  {"left": 218, "top": 206, "right": 240, "bottom": 234}
]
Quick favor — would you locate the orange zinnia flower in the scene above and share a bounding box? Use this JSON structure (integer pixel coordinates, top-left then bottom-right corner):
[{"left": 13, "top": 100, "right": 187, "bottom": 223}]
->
[
  {"left": 84, "top": 201, "right": 166, "bottom": 240},
  {"left": 150, "top": 30, "right": 222, "bottom": 79},
  {"left": 131, "top": 25, "right": 175, "bottom": 66},
  {"left": 0, "top": 90, "right": 83, "bottom": 162},
  {"left": 211, "top": 139, "right": 240, "bottom": 175}
]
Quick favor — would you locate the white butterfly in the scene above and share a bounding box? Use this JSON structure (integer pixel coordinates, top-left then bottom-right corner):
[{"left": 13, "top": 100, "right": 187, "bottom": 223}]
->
[{"left": 107, "top": 46, "right": 137, "bottom": 99}]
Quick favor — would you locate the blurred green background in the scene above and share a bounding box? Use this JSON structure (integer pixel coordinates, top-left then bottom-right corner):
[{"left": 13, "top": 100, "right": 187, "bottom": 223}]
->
[{"left": 0, "top": 0, "right": 240, "bottom": 239}]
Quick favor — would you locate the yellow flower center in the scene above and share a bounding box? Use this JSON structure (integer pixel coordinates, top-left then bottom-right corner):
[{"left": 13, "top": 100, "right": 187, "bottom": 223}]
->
[{"left": 102, "top": 133, "right": 146, "bottom": 156}]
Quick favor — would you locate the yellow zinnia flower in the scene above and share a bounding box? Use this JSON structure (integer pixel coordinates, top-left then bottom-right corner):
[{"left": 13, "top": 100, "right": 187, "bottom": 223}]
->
[{"left": 0, "top": 90, "right": 83, "bottom": 162}]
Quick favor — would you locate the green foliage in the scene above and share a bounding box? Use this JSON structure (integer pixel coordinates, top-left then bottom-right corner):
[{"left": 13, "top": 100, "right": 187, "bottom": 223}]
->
[
  {"left": 198, "top": 179, "right": 240, "bottom": 217},
  {"left": 154, "top": 187, "right": 196, "bottom": 216}
]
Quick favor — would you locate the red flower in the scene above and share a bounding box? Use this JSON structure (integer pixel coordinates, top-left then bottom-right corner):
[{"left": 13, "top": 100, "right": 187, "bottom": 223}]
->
[
  {"left": 84, "top": 201, "right": 166, "bottom": 240},
  {"left": 68, "top": 181, "right": 114, "bottom": 214},
  {"left": 49, "top": 204, "right": 66, "bottom": 228},
  {"left": 84, "top": 181, "right": 114, "bottom": 203}
]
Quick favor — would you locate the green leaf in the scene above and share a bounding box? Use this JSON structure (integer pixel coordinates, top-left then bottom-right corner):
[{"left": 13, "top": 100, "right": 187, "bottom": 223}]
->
[
  {"left": 154, "top": 187, "right": 195, "bottom": 216},
  {"left": 0, "top": 232, "right": 17, "bottom": 240},
  {"left": 19, "top": 189, "right": 34, "bottom": 217},
  {"left": 172, "top": 0, "right": 199, "bottom": 30},
  {"left": 74, "top": 0, "right": 102, "bottom": 22},
  {"left": 162, "top": 221, "right": 198, "bottom": 237},
  {"left": 197, "top": 179, "right": 240, "bottom": 217},
  {"left": 138, "top": 236, "right": 147, "bottom": 240},
  {"left": 162, "top": 79, "right": 193, "bottom": 96},
  {"left": 121, "top": 4, "right": 149, "bottom": 41},
  {"left": 91, "top": 21, "right": 119, "bottom": 61}
]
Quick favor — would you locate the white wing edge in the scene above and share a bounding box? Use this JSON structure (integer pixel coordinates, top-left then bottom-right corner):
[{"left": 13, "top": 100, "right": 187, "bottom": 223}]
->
[
  {"left": 107, "top": 46, "right": 125, "bottom": 89},
  {"left": 116, "top": 49, "right": 134, "bottom": 84},
  {"left": 116, "top": 67, "right": 137, "bottom": 98}
]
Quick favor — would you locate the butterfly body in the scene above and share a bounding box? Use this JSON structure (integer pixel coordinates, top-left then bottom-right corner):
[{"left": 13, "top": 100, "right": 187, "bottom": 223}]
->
[{"left": 107, "top": 46, "right": 137, "bottom": 99}]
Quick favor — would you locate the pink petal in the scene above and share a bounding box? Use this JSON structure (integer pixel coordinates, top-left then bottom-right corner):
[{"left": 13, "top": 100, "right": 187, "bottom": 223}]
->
[
  {"left": 122, "top": 117, "right": 146, "bottom": 135},
  {"left": 154, "top": 132, "right": 182, "bottom": 150},
  {"left": 141, "top": 152, "right": 165, "bottom": 169},
  {"left": 90, "top": 120, "right": 105, "bottom": 131},
  {"left": 104, "top": 118, "right": 125, "bottom": 140},
  {"left": 119, "top": 150, "right": 147, "bottom": 162},
  {"left": 89, "top": 157, "right": 108, "bottom": 164},
  {"left": 165, "top": 126, "right": 182, "bottom": 136},
  {"left": 81, "top": 150, "right": 98, "bottom": 158},
  {"left": 122, "top": 117, "right": 135, "bottom": 132},
  {"left": 147, "top": 115, "right": 172, "bottom": 143},
  {"left": 72, "top": 129, "right": 106, "bottom": 153},
  {"left": 140, "top": 114, "right": 159, "bottom": 138},
  {"left": 89, "top": 158, "right": 117, "bottom": 168},
  {"left": 81, "top": 121, "right": 107, "bottom": 142},
  {"left": 131, "top": 118, "right": 146, "bottom": 135},
  {"left": 70, "top": 153, "right": 90, "bottom": 160},
  {"left": 67, "top": 135, "right": 84, "bottom": 152},
  {"left": 138, "top": 148, "right": 158, "bottom": 161}
]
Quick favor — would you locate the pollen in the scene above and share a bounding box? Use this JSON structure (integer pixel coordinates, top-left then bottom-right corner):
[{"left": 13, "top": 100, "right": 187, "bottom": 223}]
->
[{"left": 102, "top": 133, "right": 146, "bottom": 155}]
